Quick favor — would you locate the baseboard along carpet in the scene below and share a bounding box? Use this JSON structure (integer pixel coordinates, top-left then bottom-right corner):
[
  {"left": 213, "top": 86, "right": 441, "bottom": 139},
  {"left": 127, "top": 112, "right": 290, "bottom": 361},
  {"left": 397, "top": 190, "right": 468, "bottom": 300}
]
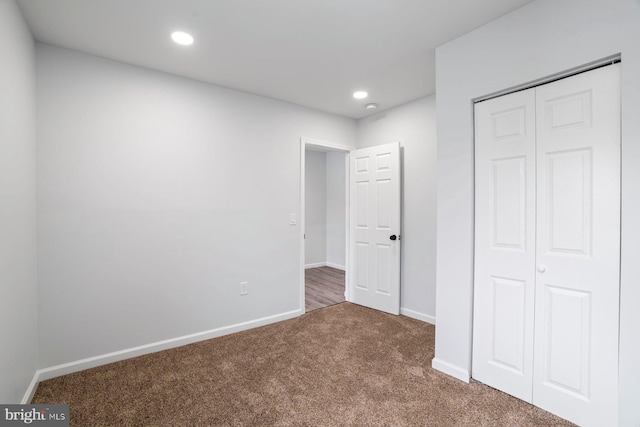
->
[{"left": 32, "top": 303, "right": 573, "bottom": 426}]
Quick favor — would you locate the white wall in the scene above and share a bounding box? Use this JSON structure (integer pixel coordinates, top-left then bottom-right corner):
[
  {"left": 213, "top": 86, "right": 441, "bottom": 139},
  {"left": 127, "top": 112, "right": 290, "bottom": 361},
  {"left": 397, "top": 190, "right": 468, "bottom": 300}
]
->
[
  {"left": 305, "top": 150, "right": 327, "bottom": 266},
  {"left": 325, "top": 151, "right": 346, "bottom": 269},
  {"left": 0, "top": 0, "right": 38, "bottom": 403},
  {"left": 305, "top": 150, "right": 346, "bottom": 270},
  {"left": 36, "top": 44, "right": 357, "bottom": 369},
  {"left": 433, "top": 0, "right": 640, "bottom": 424},
  {"left": 357, "top": 96, "right": 437, "bottom": 323}
]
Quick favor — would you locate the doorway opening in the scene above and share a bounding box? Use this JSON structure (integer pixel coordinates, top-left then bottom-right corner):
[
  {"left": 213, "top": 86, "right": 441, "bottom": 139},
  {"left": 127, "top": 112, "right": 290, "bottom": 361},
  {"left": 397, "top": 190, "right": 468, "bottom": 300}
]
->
[
  {"left": 299, "top": 138, "right": 353, "bottom": 313},
  {"left": 305, "top": 266, "right": 345, "bottom": 312}
]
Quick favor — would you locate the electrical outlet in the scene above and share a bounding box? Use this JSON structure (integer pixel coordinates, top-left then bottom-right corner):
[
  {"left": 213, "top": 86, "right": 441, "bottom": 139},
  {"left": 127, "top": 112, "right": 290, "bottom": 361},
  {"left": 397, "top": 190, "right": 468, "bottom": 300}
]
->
[{"left": 240, "top": 281, "right": 248, "bottom": 295}]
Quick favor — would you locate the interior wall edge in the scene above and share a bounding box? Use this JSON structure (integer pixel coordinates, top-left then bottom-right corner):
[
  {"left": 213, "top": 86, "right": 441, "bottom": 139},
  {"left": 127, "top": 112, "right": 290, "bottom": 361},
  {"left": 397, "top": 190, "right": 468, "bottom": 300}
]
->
[{"left": 0, "top": 0, "right": 38, "bottom": 405}]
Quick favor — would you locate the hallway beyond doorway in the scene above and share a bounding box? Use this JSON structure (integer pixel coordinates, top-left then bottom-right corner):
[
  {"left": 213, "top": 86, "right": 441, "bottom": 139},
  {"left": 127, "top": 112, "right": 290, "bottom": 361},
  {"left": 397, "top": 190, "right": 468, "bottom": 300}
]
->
[{"left": 305, "top": 266, "right": 345, "bottom": 312}]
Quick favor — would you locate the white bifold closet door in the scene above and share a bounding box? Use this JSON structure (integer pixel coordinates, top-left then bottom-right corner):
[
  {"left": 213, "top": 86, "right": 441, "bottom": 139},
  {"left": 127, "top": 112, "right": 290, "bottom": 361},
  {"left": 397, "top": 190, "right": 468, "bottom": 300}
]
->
[{"left": 472, "top": 64, "right": 620, "bottom": 427}]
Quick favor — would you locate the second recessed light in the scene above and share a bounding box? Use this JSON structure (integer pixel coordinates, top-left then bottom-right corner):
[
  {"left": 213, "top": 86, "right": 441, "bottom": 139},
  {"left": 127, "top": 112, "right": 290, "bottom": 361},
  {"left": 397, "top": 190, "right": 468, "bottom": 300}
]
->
[
  {"left": 353, "top": 91, "right": 368, "bottom": 100},
  {"left": 171, "top": 31, "right": 194, "bottom": 46}
]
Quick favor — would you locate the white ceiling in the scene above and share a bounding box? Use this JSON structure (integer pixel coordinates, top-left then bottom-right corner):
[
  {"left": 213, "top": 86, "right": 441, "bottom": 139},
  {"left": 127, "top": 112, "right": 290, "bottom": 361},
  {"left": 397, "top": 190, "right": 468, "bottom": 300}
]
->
[{"left": 17, "top": 0, "right": 533, "bottom": 119}]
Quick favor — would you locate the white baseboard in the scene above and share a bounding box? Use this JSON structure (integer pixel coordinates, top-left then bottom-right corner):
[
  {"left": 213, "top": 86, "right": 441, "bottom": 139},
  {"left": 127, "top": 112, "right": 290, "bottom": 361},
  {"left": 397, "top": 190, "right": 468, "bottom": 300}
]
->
[
  {"left": 326, "top": 262, "right": 345, "bottom": 271},
  {"left": 21, "top": 371, "right": 41, "bottom": 404},
  {"left": 305, "top": 262, "right": 346, "bottom": 271},
  {"left": 305, "top": 262, "right": 326, "bottom": 269},
  {"left": 400, "top": 307, "right": 435, "bottom": 324},
  {"left": 32, "top": 308, "right": 303, "bottom": 384},
  {"left": 431, "top": 357, "right": 470, "bottom": 383}
]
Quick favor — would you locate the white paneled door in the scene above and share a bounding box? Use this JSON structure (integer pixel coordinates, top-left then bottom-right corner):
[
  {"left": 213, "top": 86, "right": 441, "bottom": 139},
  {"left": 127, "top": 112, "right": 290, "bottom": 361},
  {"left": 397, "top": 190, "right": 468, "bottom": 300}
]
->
[
  {"left": 473, "top": 88, "right": 537, "bottom": 402},
  {"left": 532, "top": 64, "right": 620, "bottom": 426},
  {"left": 349, "top": 142, "right": 401, "bottom": 315},
  {"left": 473, "top": 64, "right": 620, "bottom": 427}
]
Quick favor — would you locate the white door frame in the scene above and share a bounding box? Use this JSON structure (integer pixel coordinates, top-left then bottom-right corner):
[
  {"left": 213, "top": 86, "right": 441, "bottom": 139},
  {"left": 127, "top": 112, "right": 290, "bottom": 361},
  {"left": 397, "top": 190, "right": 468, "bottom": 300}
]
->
[{"left": 299, "top": 137, "right": 355, "bottom": 313}]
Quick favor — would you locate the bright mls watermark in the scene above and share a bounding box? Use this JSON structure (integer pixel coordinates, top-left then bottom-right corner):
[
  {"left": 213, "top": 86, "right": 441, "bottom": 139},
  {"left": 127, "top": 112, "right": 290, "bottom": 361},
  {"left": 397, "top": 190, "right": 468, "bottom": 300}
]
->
[{"left": 0, "top": 405, "right": 68, "bottom": 426}]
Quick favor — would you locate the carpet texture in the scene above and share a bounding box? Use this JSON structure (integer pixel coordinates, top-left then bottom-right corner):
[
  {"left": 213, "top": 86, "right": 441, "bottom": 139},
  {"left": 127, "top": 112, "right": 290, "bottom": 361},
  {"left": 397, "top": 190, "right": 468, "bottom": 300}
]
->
[{"left": 32, "top": 303, "right": 574, "bottom": 426}]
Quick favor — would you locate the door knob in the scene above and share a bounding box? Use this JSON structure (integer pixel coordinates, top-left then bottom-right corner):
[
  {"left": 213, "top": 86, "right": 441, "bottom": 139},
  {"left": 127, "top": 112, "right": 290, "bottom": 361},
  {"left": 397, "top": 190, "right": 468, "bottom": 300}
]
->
[
  {"left": 537, "top": 265, "right": 546, "bottom": 273},
  {"left": 390, "top": 235, "right": 397, "bottom": 241}
]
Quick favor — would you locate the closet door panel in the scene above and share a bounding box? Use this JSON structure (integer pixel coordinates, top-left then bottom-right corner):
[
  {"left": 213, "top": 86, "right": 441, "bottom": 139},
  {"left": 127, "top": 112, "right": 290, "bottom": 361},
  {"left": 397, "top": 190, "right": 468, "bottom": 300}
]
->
[
  {"left": 472, "top": 89, "right": 536, "bottom": 402},
  {"left": 533, "top": 64, "right": 620, "bottom": 427}
]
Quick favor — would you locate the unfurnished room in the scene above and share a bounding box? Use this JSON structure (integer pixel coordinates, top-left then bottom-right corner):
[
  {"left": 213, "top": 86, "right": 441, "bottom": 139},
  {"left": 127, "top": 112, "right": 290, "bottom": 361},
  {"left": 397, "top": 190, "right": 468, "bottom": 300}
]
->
[{"left": 1, "top": 0, "right": 639, "bottom": 425}]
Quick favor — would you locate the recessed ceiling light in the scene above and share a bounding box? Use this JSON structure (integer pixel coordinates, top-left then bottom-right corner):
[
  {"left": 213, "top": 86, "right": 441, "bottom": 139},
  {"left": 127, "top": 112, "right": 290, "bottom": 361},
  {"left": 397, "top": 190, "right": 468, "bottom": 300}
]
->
[
  {"left": 365, "top": 103, "right": 378, "bottom": 110},
  {"left": 353, "top": 91, "right": 368, "bottom": 100},
  {"left": 171, "top": 31, "right": 194, "bottom": 46}
]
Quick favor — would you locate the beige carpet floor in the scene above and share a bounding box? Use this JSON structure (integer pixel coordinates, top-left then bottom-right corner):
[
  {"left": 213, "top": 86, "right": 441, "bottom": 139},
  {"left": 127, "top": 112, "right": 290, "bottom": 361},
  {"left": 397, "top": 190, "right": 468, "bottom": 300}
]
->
[{"left": 32, "top": 302, "right": 574, "bottom": 426}]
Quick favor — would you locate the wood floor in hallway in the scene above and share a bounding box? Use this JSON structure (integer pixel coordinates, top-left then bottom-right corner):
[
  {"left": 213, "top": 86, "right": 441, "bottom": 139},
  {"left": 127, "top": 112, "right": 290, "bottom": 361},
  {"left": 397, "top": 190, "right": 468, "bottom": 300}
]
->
[{"left": 305, "top": 266, "right": 345, "bottom": 312}]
